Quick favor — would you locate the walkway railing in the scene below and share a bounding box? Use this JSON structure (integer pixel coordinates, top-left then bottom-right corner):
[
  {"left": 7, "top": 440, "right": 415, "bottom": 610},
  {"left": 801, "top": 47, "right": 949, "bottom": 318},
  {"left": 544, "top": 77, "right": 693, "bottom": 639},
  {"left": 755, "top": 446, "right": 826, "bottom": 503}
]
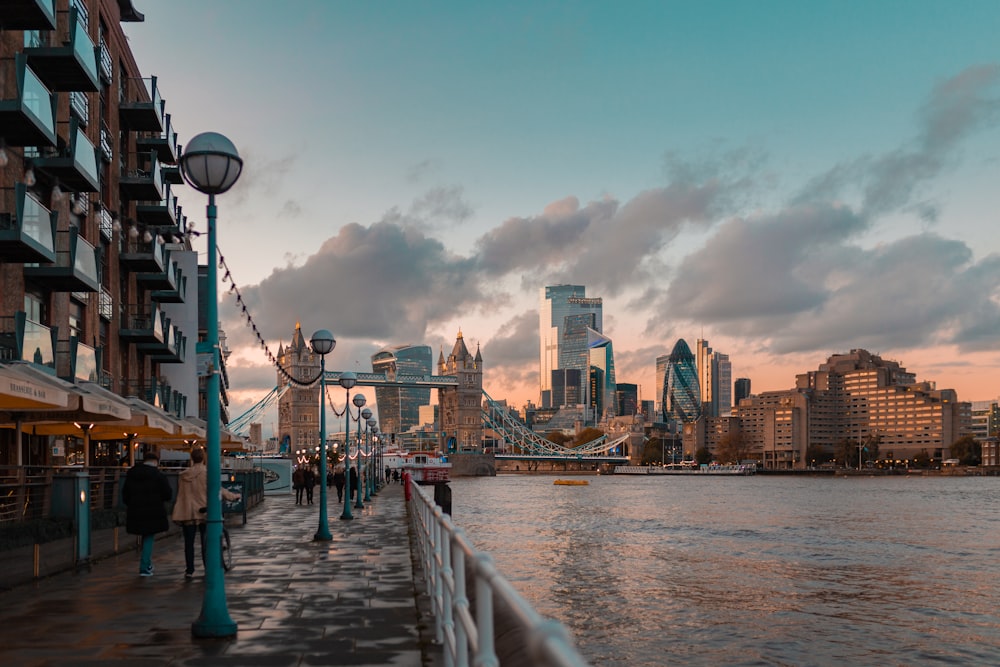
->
[{"left": 408, "top": 480, "right": 590, "bottom": 667}]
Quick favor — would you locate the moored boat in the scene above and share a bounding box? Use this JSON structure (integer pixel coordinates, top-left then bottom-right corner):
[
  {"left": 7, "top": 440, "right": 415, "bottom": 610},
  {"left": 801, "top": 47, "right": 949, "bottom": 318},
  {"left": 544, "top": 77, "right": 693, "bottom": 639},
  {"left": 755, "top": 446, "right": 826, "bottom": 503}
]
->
[
  {"left": 554, "top": 479, "right": 589, "bottom": 486},
  {"left": 402, "top": 451, "right": 451, "bottom": 484}
]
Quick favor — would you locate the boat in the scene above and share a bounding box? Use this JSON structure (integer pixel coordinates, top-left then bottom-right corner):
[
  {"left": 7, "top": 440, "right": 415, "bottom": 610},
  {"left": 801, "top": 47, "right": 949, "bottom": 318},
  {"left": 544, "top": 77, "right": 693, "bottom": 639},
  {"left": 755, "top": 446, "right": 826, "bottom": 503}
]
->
[
  {"left": 554, "top": 479, "right": 589, "bottom": 486},
  {"left": 402, "top": 451, "right": 451, "bottom": 484}
]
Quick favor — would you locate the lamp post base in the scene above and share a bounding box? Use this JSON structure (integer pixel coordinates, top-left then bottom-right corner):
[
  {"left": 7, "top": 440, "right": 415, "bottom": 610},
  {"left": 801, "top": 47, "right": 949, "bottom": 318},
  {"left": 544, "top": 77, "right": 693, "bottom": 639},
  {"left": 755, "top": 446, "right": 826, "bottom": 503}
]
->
[
  {"left": 192, "top": 618, "right": 237, "bottom": 639},
  {"left": 314, "top": 529, "right": 332, "bottom": 541}
]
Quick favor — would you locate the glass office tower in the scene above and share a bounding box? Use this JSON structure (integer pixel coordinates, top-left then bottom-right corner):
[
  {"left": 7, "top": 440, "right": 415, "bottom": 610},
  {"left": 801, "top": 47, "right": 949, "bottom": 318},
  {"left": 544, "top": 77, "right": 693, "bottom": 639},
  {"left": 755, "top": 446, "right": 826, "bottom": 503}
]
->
[
  {"left": 666, "top": 338, "right": 701, "bottom": 424},
  {"left": 371, "top": 344, "right": 433, "bottom": 435}
]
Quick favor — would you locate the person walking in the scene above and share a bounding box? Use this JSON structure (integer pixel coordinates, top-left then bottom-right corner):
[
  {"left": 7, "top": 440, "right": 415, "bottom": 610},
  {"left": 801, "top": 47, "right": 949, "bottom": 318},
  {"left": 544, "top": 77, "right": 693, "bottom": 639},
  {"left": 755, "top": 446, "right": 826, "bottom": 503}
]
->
[
  {"left": 171, "top": 447, "right": 240, "bottom": 579},
  {"left": 304, "top": 466, "right": 316, "bottom": 504},
  {"left": 292, "top": 466, "right": 305, "bottom": 505},
  {"left": 385, "top": 465, "right": 392, "bottom": 484},
  {"left": 123, "top": 447, "right": 172, "bottom": 577},
  {"left": 333, "top": 467, "right": 346, "bottom": 502}
]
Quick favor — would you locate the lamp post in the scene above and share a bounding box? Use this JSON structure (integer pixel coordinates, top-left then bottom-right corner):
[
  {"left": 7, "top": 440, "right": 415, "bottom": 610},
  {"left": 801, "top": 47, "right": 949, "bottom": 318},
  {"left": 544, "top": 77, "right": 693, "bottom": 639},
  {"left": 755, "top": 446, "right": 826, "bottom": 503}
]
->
[
  {"left": 352, "top": 394, "right": 367, "bottom": 509},
  {"left": 338, "top": 372, "right": 358, "bottom": 520},
  {"left": 366, "top": 418, "right": 377, "bottom": 497},
  {"left": 180, "top": 131, "right": 242, "bottom": 639},
  {"left": 371, "top": 424, "right": 380, "bottom": 493},
  {"left": 360, "top": 408, "right": 372, "bottom": 501},
  {"left": 310, "top": 329, "right": 335, "bottom": 541}
]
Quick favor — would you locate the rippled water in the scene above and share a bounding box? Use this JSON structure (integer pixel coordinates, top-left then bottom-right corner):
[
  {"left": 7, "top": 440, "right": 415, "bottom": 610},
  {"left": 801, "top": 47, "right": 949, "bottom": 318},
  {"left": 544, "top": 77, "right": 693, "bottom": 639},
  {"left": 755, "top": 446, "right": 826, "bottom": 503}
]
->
[{"left": 448, "top": 475, "right": 1000, "bottom": 666}]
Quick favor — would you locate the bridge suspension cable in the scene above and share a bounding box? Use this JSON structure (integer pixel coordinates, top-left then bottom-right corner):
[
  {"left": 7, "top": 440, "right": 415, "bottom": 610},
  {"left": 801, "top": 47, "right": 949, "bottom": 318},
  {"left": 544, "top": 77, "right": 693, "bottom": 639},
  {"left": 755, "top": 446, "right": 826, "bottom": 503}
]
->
[
  {"left": 228, "top": 384, "right": 290, "bottom": 435},
  {"left": 481, "top": 391, "right": 630, "bottom": 457}
]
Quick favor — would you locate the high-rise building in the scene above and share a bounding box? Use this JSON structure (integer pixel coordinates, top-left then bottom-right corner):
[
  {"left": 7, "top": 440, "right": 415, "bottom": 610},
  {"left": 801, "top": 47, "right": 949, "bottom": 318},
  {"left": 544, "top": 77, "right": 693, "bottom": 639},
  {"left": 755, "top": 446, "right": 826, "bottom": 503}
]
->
[
  {"left": 655, "top": 353, "right": 670, "bottom": 417},
  {"left": 616, "top": 383, "right": 638, "bottom": 417},
  {"left": 588, "top": 330, "right": 616, "bottom": 420},
  {"left": 371, "top": 344, "right": 433, "bottom": 436},
  {"left": 734, "top": 378, "right": 752, "bottom": 406},
  {"left": 696, "top": 339, "right": 732, "bottom": 417},
  {"left": 666, "top": 339, "right": 701, "bottom": 424},
  {"left": 539, "top": 285, "right": 602, "bottom": 406}
]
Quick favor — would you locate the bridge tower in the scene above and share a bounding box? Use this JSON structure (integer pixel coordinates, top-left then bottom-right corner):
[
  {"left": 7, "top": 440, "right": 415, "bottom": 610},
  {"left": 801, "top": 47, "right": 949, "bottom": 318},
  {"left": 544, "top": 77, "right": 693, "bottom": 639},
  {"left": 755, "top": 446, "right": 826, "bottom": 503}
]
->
[
  {"left": 276, "top": 322, "right": 321, "bottom": 457},
  {"left": 438, "top": 330, "right": 483, "bottom": 452}
]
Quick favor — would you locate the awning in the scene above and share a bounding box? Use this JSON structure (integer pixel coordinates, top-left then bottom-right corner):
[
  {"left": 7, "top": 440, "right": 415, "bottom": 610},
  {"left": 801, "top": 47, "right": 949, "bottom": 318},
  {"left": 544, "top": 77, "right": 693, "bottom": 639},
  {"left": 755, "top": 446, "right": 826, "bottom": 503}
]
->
[
  {"left": 141, "top": 415, "right": 206, "bottom": 448},
  {"left": 0, "top": 363, "right": 72, "bottom": 411},
  {"left": 0, "top": 362, "right": 132, "bottom": 426}
]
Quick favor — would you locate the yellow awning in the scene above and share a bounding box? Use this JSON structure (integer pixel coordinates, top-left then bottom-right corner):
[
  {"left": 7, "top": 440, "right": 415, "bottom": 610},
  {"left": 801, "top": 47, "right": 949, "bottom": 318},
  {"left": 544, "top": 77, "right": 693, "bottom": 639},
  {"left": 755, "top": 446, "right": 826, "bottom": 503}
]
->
[{"left": 0, "top": 363, "right": 72, "bottom": 411}]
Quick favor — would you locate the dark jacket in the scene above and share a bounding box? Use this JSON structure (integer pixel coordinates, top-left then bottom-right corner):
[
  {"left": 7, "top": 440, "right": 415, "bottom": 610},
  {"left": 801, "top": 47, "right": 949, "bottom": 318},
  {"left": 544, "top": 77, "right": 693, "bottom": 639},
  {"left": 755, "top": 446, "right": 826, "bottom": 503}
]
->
[{"left": 123, "top": 461, "right": 173, "bottom": 536}]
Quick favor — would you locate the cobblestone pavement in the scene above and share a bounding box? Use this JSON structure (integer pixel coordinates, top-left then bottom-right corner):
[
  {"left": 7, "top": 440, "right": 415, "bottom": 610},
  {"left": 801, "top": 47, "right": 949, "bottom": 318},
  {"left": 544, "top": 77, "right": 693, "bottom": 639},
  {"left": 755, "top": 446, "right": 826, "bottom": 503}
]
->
[{"left": 0, "top": 482, "right": 442, "bottom": 666}]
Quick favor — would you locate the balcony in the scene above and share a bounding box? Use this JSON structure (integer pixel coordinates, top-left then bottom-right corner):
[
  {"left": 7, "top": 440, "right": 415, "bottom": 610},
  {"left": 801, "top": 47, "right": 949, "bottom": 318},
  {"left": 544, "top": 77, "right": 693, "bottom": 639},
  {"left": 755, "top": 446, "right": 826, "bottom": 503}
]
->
[
  {"left": 0, "top": 184, "right": 57, "bottom": 263},
  {"left": 98, "top": 286, "right": 112, "bottom": 321},
  {"left": 135, "top": 313, "right": 173, "bottom": 357},
  {"left": 119, "top": 232, "right": 165, "bottom": 272},
  {"left": 136, "top": 257, "right": 177, "bottom": 291},
  {"left": 0, "top": 312, "right": 56, "bottom": 367},
  {"left": 136, "top": 113, "right": 178, "bottom": 164},
  {"left": 97, "top": 205, "right": 113, "bottom": 242},
  {"left": 161, "top": 162, "right": 182, "bottom": 185},
  {"left": 30, "top": 120, "right": 100, "bottom": 191},
  {"left": 0, "top": 55, "right": 57, "bottom": 147},
  {"left": 0, "top": 0, "right": 56, "bottom": 30},
  {"left": 98, "top": 36, "right": 111, "bottom": 84},
  {"left": 99, "top": 121, "right": 112, "bottom": 162},
  {"left": 151, "top": 268, "right": 185, "bottom": 303},
  {"left": 135, "top": 183, "right": 178, "bottom": 228},
  {"left": 143, "top": 323, "right": 184, "bottom": 364},
  {"left": 119, "top": 303, "right": 163, "bottom": 345},
  {"left": 119, "top": 75, "right": 163, "bottom": 133},
  {"left": 68, "top": 338, "right": 101, "bottom": 383},
  {"left": 23, "top": 227, "right": 100, "bottom": 292},
  {"left": 69, "top": 89, "right": 88, "bottom": 125},
  {"left": 23, "top": 7, "right": 99, "bottom": 92},
  {"left": 119, "top": 151, "right": 163, "bottom": 201}
]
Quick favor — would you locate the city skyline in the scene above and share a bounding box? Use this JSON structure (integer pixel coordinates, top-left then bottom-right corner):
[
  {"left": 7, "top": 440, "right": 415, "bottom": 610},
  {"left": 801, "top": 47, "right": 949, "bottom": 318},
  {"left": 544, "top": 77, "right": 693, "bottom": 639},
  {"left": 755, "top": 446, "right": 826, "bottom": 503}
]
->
[{"left": 118, "top": 2, "right": 1000, "bottom": 433}]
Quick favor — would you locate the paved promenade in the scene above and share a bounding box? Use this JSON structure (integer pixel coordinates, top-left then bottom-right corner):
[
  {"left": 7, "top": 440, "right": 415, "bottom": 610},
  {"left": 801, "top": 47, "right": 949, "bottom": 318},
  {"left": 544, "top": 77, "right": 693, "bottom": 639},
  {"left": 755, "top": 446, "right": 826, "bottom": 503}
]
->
[{"left": 0, "top": 481, "right": 442, "bottom": 666}]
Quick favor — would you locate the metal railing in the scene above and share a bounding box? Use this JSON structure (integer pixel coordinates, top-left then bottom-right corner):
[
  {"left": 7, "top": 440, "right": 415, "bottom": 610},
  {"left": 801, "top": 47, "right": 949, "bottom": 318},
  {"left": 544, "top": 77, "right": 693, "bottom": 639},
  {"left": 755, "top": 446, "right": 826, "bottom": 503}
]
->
[{"left": 408, "top": 480, "right": 590, "bottom": 667}]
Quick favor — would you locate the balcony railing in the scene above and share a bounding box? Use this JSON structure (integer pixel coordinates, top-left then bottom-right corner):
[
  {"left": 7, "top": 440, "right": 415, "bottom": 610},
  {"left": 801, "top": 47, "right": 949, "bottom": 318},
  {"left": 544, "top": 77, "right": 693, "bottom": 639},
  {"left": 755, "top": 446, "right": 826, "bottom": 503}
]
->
[
  {"left": 99, "top": 120, "right": 113, "bottom": 162},
  {"left": 119, "top": 75, "right": 163, "bottom": 133},
  {"left": 30, "top": 119, "right": 100, "bottom": 192},
  {"left": 98, "top": 286, "right": 113, "bottom": 321},
  {"left": 119, "top": 150, "right": 163, "bottom": 201},
  {"left": 98, "top": 36, "right": 112, "bottom": 84},
  {"left": 0, "top": 184, "right": 57, "bottom": 264},
  {"left": 23, "top": 227, "right": 100, "bottom": 293},
  {"left": 0, "top": 312, "right": 56, "bottom": 366},
  {"left": 0, "top": 55, "right": 58, "bottom": 147},
  {"left": 69, "top": 89, "right": 88, "bottom": 125},
  {"left": 0, "top": 0, "right": 56, "bottom": 30},
  {"left": 98, "top": 206, "right": 113, "bottom": 242},
  {"left": 136, "top": 112, "right": 178, "bottom": 164},
  {"left": 22, "top": 6, "right": 99, "bottom": 92}
]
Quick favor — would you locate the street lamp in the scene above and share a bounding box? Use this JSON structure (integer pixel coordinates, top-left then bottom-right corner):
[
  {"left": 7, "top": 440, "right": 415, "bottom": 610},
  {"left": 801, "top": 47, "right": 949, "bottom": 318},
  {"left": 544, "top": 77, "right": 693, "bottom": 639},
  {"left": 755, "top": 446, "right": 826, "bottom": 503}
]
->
[
  {"left": 366, "top": 418, "right": 377, "bottom": 497},
  {"left": 180, "top": 131, "right": 242, "bottom": 639},
  {"left": 353, "top": 394, "right": 367, "bottom": 509},
  {"left": 370, "top": 424, "right": 380, "bottom": 493},
  {"left": 310, "top": 329, "right": 336, "bottom": 541},
  {"left": 338, "top": 372, "right": 358, "bottom": 520},
  {"left": 360, "top": 409, "right": 373, "bottom": 501}
]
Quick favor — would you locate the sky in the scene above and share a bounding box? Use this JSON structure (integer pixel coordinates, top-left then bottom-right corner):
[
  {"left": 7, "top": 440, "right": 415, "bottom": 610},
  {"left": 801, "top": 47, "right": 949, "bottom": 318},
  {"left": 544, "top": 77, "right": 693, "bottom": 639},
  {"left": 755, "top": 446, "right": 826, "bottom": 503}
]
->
[{"left": 124, "top": 1, "right": 1000, "bottom": 436}]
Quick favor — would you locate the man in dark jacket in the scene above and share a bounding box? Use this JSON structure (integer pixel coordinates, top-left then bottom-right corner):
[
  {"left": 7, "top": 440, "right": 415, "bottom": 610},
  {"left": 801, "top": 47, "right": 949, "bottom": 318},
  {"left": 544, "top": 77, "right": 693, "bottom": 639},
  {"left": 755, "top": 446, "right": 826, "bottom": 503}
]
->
[{"left": 123, "top": 447, "right": 173, "bottom": 576}]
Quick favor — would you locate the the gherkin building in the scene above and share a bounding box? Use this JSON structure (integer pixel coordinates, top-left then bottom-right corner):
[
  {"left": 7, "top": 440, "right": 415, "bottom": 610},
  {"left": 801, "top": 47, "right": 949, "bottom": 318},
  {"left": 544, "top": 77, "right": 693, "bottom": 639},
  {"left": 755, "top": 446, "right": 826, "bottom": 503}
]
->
[{"left": 665, "top": 338, "right": 701, "bottom": 423}]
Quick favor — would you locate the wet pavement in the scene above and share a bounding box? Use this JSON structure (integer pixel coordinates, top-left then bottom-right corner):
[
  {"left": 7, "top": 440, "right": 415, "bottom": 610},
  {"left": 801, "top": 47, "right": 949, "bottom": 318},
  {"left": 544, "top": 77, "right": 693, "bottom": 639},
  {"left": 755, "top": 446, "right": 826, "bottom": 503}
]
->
[{"left": 0, "top": 482, "right": 442, "bottom": 666}]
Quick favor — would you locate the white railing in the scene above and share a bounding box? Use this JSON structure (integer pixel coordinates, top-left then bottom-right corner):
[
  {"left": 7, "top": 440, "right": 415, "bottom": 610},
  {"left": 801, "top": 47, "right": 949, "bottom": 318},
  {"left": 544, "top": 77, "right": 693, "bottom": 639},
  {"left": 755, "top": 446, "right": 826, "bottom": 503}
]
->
[{"left": 408, "top": 480, "right": 590, "bottom": 667}]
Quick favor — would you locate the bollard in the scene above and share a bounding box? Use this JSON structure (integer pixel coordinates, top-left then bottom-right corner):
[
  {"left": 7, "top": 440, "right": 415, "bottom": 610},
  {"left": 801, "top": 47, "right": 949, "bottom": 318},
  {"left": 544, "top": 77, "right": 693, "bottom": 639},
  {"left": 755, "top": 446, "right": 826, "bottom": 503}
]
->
[{"left": 403, "top": 472, "right": 412, "bottom": 501}]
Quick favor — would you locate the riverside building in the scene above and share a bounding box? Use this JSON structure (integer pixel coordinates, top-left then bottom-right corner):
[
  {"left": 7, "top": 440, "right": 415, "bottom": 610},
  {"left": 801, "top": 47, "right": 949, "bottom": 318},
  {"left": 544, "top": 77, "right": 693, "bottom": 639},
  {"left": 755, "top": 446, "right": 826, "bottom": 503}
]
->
[
  {"left": 684, "top": 349, "right": 971, "bottom": 469},
  {"left": 0, "top": 0, "right": 230, "bottom": 468}
]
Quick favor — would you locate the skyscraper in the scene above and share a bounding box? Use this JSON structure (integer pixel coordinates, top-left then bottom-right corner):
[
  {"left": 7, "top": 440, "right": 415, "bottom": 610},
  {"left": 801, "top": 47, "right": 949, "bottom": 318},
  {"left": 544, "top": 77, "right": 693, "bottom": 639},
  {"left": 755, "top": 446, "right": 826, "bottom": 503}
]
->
[
  {"left": 371, "top": 344, "right": 433, "bottom": 435},
  {"left": 539, "top": 285, "right": 603, "bottom": 408},
  {"left": 666, "top": 339, "right": 701, "bottom": 424},
  {"left": 656, "top": 353, "right": 670, "bottom": 419},
  {"left": 734, "top": 377, "right": 752, "bottom": 406},
  {"left": 696, "top": 339, "right": 732, "bottom": 418}
]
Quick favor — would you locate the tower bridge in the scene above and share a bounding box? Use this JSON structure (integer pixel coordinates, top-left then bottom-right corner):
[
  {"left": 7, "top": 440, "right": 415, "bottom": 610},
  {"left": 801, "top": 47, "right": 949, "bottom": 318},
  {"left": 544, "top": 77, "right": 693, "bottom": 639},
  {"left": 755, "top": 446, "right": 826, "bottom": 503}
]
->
[{"left": 246, "top": 324, "right": 635, "bottom": 463}]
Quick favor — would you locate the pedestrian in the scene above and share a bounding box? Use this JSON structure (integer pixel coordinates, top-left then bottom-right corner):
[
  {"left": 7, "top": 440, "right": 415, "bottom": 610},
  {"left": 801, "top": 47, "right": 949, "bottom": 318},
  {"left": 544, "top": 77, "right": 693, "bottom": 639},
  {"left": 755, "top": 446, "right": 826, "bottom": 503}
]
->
[
  {"left": 393, "top": 469, "right": 401, "bottom": 484},
  {"left": 171, "top": 447, "right": 241, "bottom": 579},
  {"left": 122, "top": 447, "right": 172, "bottom": 577},
  {"left": 348, "top": 466, "right": 358, "bottom": 500},
  {"left": 304, "top": 466, "right": 316, "bottom": 504},
  {"left": 292, "top": 466, "right": 305, "bottom": 504},
  {"left": 333, "top": 467, "right": 346, "bottom": 502},
  {"left": 385, "top": 465, "right": 391, "bottom": 484}
]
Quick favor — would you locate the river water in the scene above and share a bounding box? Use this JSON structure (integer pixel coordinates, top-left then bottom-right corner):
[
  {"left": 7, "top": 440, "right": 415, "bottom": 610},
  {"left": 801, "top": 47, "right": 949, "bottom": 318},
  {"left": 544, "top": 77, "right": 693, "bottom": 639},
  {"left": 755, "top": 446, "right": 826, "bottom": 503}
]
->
[{"left": 448, "top": 474, "right": 1000, "bottom": 666}]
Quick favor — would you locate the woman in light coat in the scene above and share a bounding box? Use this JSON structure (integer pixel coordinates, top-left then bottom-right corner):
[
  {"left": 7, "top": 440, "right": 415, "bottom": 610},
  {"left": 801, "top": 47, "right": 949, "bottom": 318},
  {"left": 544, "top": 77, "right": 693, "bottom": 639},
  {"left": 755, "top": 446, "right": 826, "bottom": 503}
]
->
[{"left": 172, "top": 447, "right": 239, "bottom": 578}]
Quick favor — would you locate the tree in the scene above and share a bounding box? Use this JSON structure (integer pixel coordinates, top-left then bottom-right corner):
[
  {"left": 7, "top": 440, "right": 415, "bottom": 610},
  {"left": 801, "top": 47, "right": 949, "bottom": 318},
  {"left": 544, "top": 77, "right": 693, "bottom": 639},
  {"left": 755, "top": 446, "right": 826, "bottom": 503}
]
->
[
  {"left": 545, "top": 431, "right": 571, "bottom": 446},
  {"left": 806, "top": 444, "right": 831, "bottom": 466},
  {"left": 715, "top": 431, "right": 750, "bottom": 465},
  {"left": 834, "top": 438, "right": 858, "bottom": 468},
  {"left": 695, "top": 446, "right": 712, "bottom": 465},
  {"left": 640, "top": 438, "right": 663, "bottom": 465},
  {"left": 949, "top": 435, "right": 980, "bottom": 466},
  {"left": 913, "top": 449, "right": 931, "bottom": 468},
  {"left": 573, "top": 427, "right": 605, "bottom": 447}
]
